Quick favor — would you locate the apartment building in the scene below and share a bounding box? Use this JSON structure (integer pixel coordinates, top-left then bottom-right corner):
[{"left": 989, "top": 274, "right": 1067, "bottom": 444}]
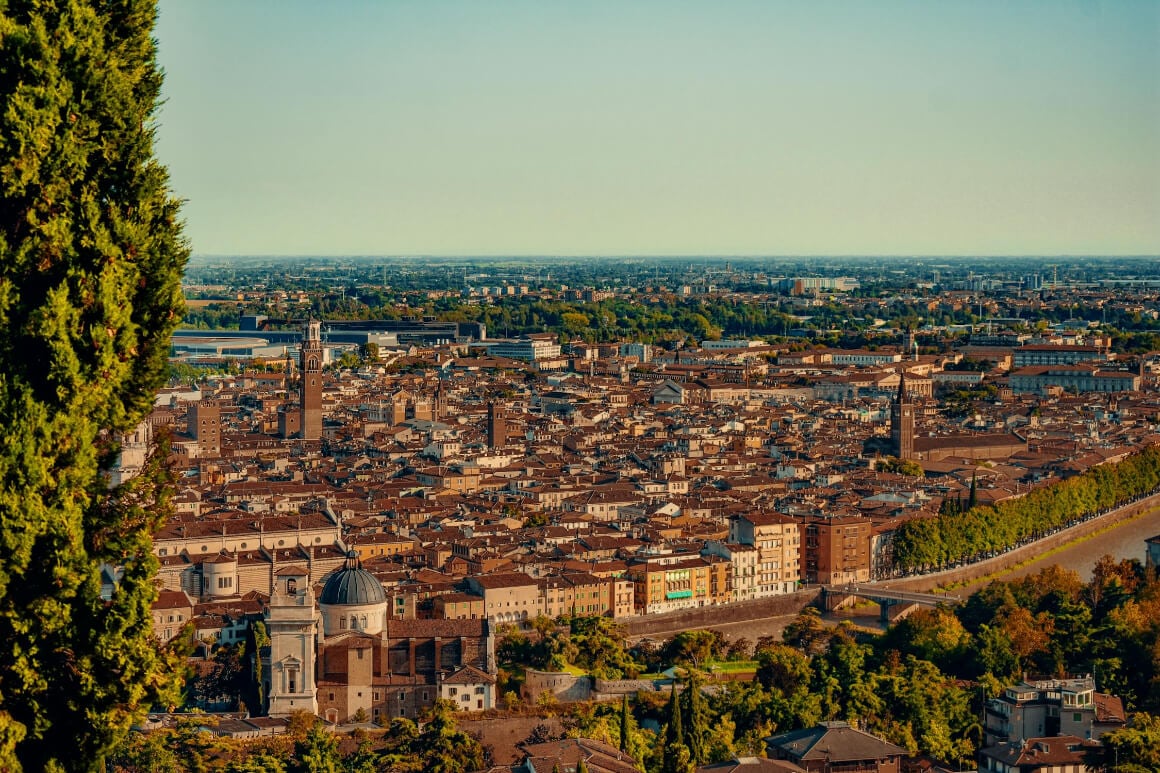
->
[
  {"left": 729, "top": 513, "right": 801, "bottom": 596},
  {"left": 802, "top": 515, "right": 871, "bottom": 585},
  {"left": 627, "top": 554, "right": 730, "bottom": 615}
]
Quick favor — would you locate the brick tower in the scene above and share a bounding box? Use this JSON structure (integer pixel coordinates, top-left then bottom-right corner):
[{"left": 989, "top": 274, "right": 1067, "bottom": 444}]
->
[
  {"left": 300, "top": 319, "right": 323, "bottom": 440},
  {"left": 891, "top": 370, "right": 915, "bottom": 460},
  {"left": 487, "top": 401, "right": 506, "bottom": 449}
]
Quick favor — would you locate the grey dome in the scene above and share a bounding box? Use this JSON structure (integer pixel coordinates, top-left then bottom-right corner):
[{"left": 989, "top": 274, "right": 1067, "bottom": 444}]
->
[{"left": 320, "top": 551, "right": 386, "bottom": 606}]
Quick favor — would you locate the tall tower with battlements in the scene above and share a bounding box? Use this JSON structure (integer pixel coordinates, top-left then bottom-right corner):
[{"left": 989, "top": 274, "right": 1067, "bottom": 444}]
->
[{"left": 300, "top": 320, "right": 323, "bottom": 440}]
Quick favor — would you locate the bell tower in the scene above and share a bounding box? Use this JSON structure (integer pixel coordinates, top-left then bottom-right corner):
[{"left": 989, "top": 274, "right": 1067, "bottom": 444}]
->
[
  {"left": 264, "top": 567, "right": 318, "bottom": 717},
  {"left": 300, "top": 320, "right": 323, "bottom": 440},
  {"left": 891, "top": 370, "right": 915, "bottom": 460}
]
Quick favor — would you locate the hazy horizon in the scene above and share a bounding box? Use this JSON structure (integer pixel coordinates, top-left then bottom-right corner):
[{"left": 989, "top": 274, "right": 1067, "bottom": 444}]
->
[{"left": 156, "top": 1, "right": 1160, "bottom": 257}]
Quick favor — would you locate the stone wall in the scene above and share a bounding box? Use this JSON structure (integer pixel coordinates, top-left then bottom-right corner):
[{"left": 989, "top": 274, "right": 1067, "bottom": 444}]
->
[
  {"left": 520, "top": 669, "right": 592, "bottom": 704},
  {"left": 624, "top": 589, "right": 821, "bottom": 637}
]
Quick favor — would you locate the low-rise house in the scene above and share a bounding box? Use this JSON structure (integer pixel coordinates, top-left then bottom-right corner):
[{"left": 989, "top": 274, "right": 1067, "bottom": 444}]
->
[
  {"left": 978, "top": 735, "right": 1095, "bottom": 773},
  {"left": 765, "top": 721, "right": 907, "bottom": 773}
]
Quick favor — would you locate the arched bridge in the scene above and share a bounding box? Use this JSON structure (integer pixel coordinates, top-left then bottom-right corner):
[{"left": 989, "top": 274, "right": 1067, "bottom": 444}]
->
[{"left": 820, "top": 584, "right": 964, "bottom": 623}]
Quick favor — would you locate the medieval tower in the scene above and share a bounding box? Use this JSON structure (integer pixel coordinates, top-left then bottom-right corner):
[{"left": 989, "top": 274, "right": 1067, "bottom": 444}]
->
[
  {"left": 300, "top": 319, "right": 323, "bottom": 440},
  {"left": 891, "top": 370, "right": 915, "bottom": 460}
]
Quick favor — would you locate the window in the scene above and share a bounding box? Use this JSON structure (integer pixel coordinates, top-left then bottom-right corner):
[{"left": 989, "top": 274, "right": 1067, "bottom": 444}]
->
[
  {"left": 449, "top": 688, "right": 457, "bottom": 697},
  {"left": 1074, "top": 712, "right": 1082, "bottom": 722},
  {"left": 328, "top": 691, "right": 335, "bottom": 701}
]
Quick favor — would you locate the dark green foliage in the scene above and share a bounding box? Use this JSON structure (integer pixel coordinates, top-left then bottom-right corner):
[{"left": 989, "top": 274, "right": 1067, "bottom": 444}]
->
[
  {"left": 661, "top": 629, "right": 727, "bottom": 668},
  {"left": 496, "top": 616, "right": 638, "bottom": 679},
  {"left": 418, "top": 699, "right": 486, "bottom": 773},
  {"left": 893, "top": 445, "right": 1160, "bottom": 570},
  {"left": 660, "top": 683, "right": 691, "bottom": 773},
  {"left": 0, "top": 0, "right": 190, "bottom": 769},
  {"left": 1100, "top": 712, "right": 1160, "bottom": 771},
  {"left": 294, "top": 721, "right": 341, "bottom": 773},
  {"left": 679, "top": 671, "right": 710, "bottom": 766},
  {"left": 619, "top": 695, "right": 630, "bottom": 752}
]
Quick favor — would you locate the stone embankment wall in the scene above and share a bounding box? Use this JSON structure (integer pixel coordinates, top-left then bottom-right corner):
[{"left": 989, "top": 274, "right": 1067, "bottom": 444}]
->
[{"left": 624, "top": 588, "right": 821, "bottom": 637}]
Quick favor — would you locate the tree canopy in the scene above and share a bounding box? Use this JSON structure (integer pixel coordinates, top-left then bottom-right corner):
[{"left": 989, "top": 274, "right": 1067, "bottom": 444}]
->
[{"left": 0, "top": 0, "right": 189, "bottom": 769}]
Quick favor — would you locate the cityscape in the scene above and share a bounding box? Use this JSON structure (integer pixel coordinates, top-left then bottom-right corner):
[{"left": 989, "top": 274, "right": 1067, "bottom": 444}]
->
[
  {"left": 133, "top": 255, "right": 1160, "bottom": 770},
  {"left": 1, "top": 1, "right": 1158, "bottom": 772}
]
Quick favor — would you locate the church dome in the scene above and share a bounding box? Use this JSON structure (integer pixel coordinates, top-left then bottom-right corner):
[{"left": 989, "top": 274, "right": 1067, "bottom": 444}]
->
[{"left": 319, "top": 551, "right": 386, "bottom": 606}]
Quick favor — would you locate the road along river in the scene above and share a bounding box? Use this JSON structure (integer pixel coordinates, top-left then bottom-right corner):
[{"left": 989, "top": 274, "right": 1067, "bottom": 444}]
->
[{"left": 630, "top": 493, "right": 1160, "bottom": 642}]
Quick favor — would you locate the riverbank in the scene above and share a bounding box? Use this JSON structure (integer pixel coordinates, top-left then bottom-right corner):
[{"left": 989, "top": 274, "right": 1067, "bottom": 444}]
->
[{"left": 626, "top": 490, "right": 1160, "bottom": 641}]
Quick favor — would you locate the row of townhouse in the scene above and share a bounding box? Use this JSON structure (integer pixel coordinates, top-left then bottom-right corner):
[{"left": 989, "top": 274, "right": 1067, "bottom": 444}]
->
[{"left": 460, "top": 571, "right": 636, "bottom": 624}]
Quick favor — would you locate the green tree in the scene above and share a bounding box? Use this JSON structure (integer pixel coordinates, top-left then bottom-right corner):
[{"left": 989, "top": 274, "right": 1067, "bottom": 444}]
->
[
  {"left": 661, "top": 682, "right": 692, "bottom": 773},
  {"left": 295, "top": 721, "right": 341, "bottom": 773},
  {"left": 619, "top": 695, "right": 630, "bottom": 753},
  {"left": 1101, "top": 712, "right": 1160, "bottom": 771},
  {"left": 343, "top": 729, "right": 379, "bottom": 773},
  {"left": 416, "top": 699, "right": 485, "bottom": 773},
  {"left": 0, "top": 1, "right": 190, "bottom": 769},
  {"left": 680, "top": 671, "right": 712, "bottom": 765}
]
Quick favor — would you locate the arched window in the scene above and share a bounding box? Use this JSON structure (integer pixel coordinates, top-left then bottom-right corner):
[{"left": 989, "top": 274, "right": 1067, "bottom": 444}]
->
[
  {"left": 340, "top": 616, "right": 347, "bottom": 630},
  {"left": 286, "top": 579, "right": 297, "bottom": 594},
  {"left": 360, "top": 615, "right": 368, "bottom": 629}
]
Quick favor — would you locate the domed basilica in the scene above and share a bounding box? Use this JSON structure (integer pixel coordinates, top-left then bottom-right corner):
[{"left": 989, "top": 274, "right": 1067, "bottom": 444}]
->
[{"left": 263, "top": 551, "right": 495, "bottom": 724}]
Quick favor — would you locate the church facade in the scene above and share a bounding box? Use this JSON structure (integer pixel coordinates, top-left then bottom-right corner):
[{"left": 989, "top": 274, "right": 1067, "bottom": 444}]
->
[{"left": 263, "top": 551, "right": 496, "bottom": 724}]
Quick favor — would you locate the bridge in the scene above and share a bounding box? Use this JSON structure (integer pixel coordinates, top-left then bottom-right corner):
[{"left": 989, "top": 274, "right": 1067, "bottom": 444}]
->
[{"left": 820, "top": 584, "right": 964, "bottom": 623}]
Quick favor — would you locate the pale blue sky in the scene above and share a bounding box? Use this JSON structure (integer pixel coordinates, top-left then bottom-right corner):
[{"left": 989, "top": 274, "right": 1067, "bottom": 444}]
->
[{"left": 154, "top": 1, "right": 1160, "bottom": 256}]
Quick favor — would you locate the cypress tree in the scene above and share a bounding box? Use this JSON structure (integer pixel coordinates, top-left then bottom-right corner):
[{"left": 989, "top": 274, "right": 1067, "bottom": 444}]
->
[
  {"left": 681, "top": 671, "right": 710, "bottom": 765},
  {"left": 661, "top": 681, "right": 691, "bottom": 773},
  {"left": 968, "top": 472, "right": 978, "bottom": 510},
  {"left": 665, "top": 681, "right": 683, "bottom": 749},
  {"left": 0, "top": 1, "right": 189, "bottom": 770},
  {"left": 619, "top": 694, "right": 630, "bottom": 752}
]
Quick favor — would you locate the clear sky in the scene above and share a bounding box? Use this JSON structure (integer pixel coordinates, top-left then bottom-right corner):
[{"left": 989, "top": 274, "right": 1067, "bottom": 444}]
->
[{"left": 154, "top": 0, "right": 1160, "bottom": 257}]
